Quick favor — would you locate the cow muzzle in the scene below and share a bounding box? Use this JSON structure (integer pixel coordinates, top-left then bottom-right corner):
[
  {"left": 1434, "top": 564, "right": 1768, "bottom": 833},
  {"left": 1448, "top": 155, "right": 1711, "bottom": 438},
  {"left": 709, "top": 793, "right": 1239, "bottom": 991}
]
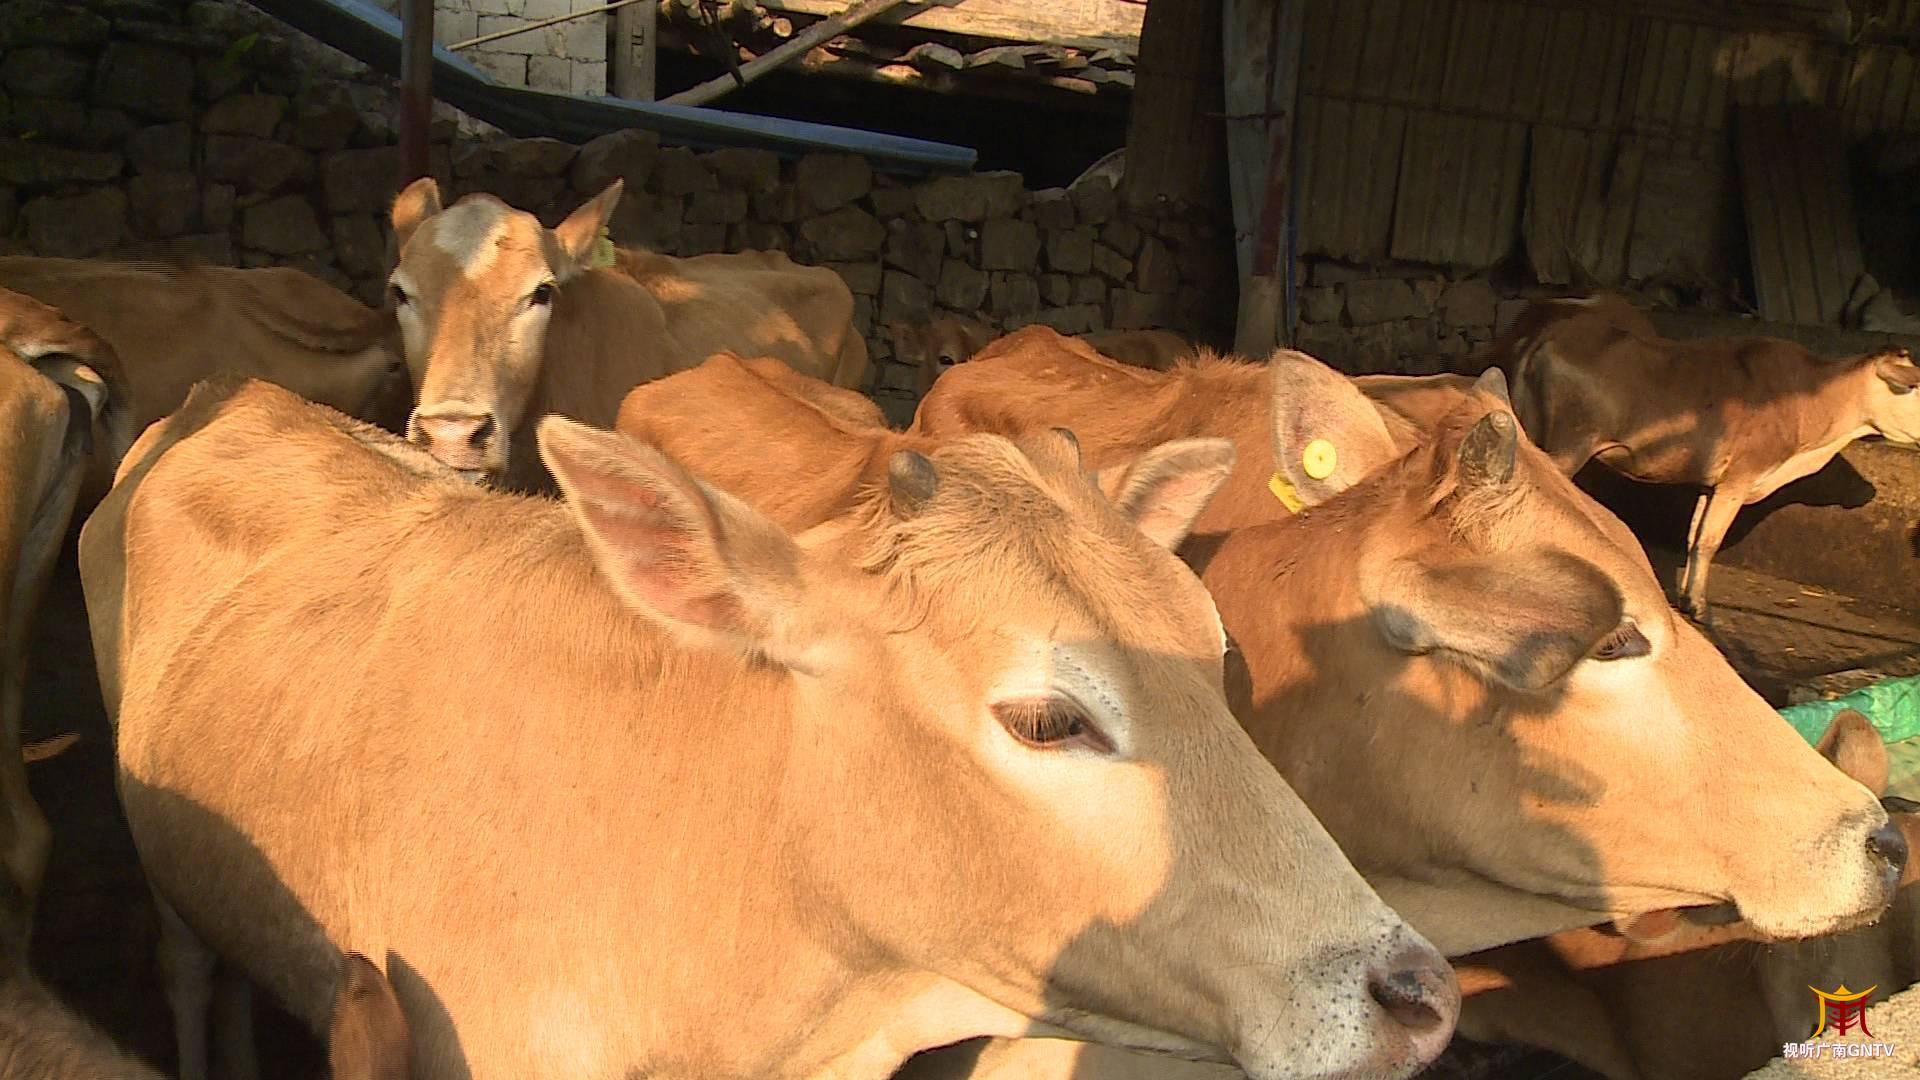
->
[{"left": 409, "top": 405, "right": 500, "bottom": 478}]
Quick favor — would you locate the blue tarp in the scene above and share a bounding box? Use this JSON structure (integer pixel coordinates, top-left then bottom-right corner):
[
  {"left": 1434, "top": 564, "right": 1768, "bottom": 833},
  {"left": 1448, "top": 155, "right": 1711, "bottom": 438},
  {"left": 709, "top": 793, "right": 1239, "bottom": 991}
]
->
[{"left": 248, "top": 0, "right": 979, "bottom": 172}]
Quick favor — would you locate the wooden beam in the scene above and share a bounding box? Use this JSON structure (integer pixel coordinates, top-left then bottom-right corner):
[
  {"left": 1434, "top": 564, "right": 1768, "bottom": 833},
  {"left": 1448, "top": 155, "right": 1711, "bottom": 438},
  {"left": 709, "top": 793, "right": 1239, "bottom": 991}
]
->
[
  {"left": 399, "top": 0, "right": 434, "bottom": 186},
  {"left": 756, "top": 0, "right": 1141, "bottom": 53},
  {"left": 612, "top": 0, "right": 656, "bottom": 99},
  {"left": 661, "top": 0, "right": 915, "bottom": 107}
]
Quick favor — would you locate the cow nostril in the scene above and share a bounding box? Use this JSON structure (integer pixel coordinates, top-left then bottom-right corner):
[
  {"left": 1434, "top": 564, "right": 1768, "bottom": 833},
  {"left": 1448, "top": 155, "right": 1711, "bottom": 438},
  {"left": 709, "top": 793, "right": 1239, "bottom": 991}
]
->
[
  {"left": 1367, "top": 960, "right": 1451, "bottom": 1033},
  {"left": 1868, "top": 821, "right": 1909, "bottom": 877},
  {"left": 471, "top": 415, "right": 496, "bottom": 449}
]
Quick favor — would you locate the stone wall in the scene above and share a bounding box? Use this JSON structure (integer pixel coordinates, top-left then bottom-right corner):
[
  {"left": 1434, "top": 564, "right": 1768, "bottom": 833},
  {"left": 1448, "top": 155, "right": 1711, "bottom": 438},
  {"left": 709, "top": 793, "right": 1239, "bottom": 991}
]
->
[
  {"left": 554, "top": 129, "right": 1234, "bottom": 421},
  {"left": 0, "top": 0, "right": 477, "bottom": 284},
  {"left": 1287, "top": 257, "right": 1759, "bottom": 377},
  {"left": 0, "top": 0, "right": 1235, "bottom": 425},
  {"left": 1290, "top": 263, "right": 1505, "bottom": 377}
]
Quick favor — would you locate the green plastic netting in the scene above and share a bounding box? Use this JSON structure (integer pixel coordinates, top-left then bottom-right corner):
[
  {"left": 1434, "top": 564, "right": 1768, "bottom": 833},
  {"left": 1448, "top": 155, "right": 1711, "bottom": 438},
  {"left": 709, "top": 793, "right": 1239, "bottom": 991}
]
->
[
  {"left": 1780, "top": 675, "right": 1920, "bottom": 747},
  {"left": 1778, "top": 674, "right": 1920, "bottom": 799}
]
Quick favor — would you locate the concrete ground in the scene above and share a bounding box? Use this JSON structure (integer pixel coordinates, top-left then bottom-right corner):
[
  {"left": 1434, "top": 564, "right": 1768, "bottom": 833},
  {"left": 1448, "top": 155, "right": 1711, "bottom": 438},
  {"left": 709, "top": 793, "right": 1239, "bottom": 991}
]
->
[{"left": 17, "top": 531, "right": 1920, "bottom": 1080}]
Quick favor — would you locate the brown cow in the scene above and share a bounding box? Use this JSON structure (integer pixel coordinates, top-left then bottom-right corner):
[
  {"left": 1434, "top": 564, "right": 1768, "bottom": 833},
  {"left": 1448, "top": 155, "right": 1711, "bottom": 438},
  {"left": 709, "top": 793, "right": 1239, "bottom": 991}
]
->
[
  {"left": 1454, "top": 710, "right": 1920, "bottom": 1080},
  {"left": 637, "top": 342, "right": 1912, "bottom": 1076},
  {"left": 0, "top": 257, "right": 409, "bottom": 513},
  {"left": 0, "top": 286, "right": 128, "bottom": 947},
  {"left": 386, "top": 178, "right": 869, "bottom": 490},
  {"left": 1477, "top": 294, "right": 1920, "bottom": 617},
  {"left": 643, "top": 335, "right": 1908, "bottom": 954},
  {"left": 909, "top": 342, "right": 1905, "bottom": 919},
  {"left": 890, "top": 342, "right": 1910, "bottom": 1079},
  {"left": 82, "top": 378, "right": 1458, "bottom": 1080}
]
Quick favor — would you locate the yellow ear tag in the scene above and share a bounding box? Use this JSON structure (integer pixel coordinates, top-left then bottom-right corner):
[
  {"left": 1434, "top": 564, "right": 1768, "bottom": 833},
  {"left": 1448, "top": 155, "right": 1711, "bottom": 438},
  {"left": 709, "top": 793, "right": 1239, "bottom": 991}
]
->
[
  {"left": 1267, "top": 471, "right": 1306, "bottom": 514},
  {"left": 588, "top": 226, "right": 617, "bottom": 269},
  {"left": 1302, "top": 438, "right": 1338, "bottom": 480}
]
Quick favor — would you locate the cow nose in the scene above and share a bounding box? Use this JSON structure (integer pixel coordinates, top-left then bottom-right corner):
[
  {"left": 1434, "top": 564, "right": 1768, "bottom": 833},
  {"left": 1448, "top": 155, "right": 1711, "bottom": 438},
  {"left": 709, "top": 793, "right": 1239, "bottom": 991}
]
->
[
  {"left": 1868, "top": 819, "right": 1909, "bottom": 882},
  {"left": 412, "top": 412, "right": 497, "bottom": 468},
  {"left": 1367, "top": 943, "right": 1458, "bottom": 1036}
]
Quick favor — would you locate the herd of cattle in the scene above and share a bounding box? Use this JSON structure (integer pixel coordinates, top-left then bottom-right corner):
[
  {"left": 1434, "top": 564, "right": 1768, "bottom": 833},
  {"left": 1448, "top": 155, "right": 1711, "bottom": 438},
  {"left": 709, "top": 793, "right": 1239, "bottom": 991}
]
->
[{"left": 0, "top": 173, "right": 1915, "bottom": 1080}]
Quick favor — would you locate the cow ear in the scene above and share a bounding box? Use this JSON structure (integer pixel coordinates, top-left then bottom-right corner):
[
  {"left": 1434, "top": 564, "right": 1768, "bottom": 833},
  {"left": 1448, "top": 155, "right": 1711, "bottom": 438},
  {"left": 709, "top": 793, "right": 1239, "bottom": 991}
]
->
[
  {"left": 390, "top": 177, "right": 442, "bottom": 253},
  {"left": 329, "top": 954, "right": 411, "bottom": 1080},
  {"left": 1365, "top": 548, "right": 1622, "bottom": 691},
  {"left": 1267, "top": 350, "right": 1403, "bottom": 509},
  {"left": 538, "top": 416, "right": 819, "bottom": 668},
  {"left": 1877, "top": 352, "right": 1920, "bottom": 394},
  {"left": 551, "top": 181, "right": 624, "bottom": 278},
  {"left": 1098, "top": 438, "right": 1237, "bottom": 550},
  {"left": 1815, "top": 710, "right": 1889, "bottom": 796}
]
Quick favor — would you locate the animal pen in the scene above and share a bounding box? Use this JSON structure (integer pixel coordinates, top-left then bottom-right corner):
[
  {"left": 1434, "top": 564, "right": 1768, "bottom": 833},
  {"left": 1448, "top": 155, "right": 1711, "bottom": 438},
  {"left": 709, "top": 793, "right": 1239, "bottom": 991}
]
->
[{"left": 0, "top": 0, "right": 1918, "bottom": 1077}]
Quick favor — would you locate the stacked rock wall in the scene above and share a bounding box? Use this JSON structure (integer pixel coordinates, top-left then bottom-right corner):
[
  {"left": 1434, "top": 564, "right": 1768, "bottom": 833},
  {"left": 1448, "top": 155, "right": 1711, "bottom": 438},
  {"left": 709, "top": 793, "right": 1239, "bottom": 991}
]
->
[{"left": 0, "top": 0, "right": 1236, "bottom": 424}]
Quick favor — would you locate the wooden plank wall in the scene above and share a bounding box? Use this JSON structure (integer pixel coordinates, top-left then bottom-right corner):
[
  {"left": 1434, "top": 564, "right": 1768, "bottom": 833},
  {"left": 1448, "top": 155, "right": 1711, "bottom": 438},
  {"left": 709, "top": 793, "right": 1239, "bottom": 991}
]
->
[
  {"left": 1735, "top": 104, "right": 1865, "bottom": 325},
  {"left": 1291, "top": 0, "right": 1920, "bottom": 323}
]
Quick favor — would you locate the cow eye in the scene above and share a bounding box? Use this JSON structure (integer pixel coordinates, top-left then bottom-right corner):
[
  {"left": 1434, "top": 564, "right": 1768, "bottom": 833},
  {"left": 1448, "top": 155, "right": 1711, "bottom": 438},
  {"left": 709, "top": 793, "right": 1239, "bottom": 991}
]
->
[
  {"left": 992, "top": 697, "right": 1113, "bottom": 754},
  {"left": 529, "top": 282, "right": 556, "bottom": 307},
  {"left": 388, "top": 283, "right": 410, "bottom": 308},
  {"left": 1592, "top": 621, "right": 1651, "bottom": 662}
]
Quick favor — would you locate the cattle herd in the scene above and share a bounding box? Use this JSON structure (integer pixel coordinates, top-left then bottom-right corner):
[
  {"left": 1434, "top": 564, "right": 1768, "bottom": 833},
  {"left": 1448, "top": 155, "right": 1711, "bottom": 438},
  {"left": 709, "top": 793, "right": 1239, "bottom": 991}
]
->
[{"left": 0, "top": 173, "right": 1915, "bottom": 1080}]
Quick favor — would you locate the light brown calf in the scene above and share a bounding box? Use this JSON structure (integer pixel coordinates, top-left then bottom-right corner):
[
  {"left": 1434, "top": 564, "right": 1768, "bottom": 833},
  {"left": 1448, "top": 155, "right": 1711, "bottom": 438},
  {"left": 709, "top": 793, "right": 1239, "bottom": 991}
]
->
[
  {"left": 913, "top": 328, "right": 1510, "bottom": 532},
  {"left": 1478, "top": 294, "right": 1920, "bottom": 617},
  {"left": 890, "top": 332, "right": 1906, "bottom": 1076},
  {"left": 83, "top": 378, "right": 1457, "bottom": 1080},
  {"left": 0, "top": 257, "right": 408, "bottom": 513},
  {"left": 387, "top": 178, "right": 868, "bottom": 490},
  {"left": 897, "top": 319, "right": 1198, "bottom": 398},
  {"left": 0, "top": 287, "right": 128, "bottom": 948},
  {"left": 616, "top": 352, "right": 933, "bottom": 529}
]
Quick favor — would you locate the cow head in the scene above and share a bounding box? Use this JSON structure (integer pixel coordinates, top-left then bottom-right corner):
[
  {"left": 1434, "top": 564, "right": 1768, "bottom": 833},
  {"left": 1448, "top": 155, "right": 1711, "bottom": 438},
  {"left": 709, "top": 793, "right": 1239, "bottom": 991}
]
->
[
  {"left": 386, "top": 177, "right": 625, "bottom": 480},
  {"left": 1869, "top": 347, "right": 1920, "bottom": 443},
  {"left": 1226, "top": 354, "right": 1903, "bottom": 954},
  {"left": 537, "top": 418, "right": 1458, "bottom": 1079},
  {"left": 894, "top": 315, "right": 995, "bottom": 398}
]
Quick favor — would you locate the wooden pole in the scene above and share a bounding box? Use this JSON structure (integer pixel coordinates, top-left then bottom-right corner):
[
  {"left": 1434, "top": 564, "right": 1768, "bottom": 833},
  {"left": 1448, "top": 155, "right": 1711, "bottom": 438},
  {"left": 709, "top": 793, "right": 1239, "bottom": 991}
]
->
[
  {"left": 661, "top": 0, "right": 911, "bottom": 107},
  {"left": 1223, "top": 0, "right": 1302, "bottom": 355},
  {"left": 612, "top": 0, "right": 656, "bottom": 99},
  {"left": 399, "top": 0, "right": 435, "bottom": 185}
]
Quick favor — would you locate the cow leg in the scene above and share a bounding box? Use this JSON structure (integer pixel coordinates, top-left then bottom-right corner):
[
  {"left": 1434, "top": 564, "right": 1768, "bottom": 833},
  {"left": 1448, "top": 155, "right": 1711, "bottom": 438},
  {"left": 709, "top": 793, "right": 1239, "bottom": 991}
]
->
[
  {"left": 213, "top": 968, "right": 261, "bottom": 1080},
  {"left": 155, "top": 892, "right": 216, "bottom": 1080},
  {"left": 1682, "top": 488, "right": 1742, "bottom": 620},
  {"left": 0, "top": 662, "right": 49, "bottom": 948}
]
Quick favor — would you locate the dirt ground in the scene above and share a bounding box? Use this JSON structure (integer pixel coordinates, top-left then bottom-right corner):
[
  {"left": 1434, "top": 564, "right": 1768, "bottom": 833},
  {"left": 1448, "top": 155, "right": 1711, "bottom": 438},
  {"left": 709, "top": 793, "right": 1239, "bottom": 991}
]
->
[{"left": 19, "top": 534, "right": 1920, "bottom": 1080}]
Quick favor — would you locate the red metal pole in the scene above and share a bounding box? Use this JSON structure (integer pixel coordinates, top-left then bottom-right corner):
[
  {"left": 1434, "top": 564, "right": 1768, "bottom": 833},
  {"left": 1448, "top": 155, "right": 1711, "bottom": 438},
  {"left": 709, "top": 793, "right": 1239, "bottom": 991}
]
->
[{"left": 399, "top": 0, "right": 435, "bottom": 185}]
